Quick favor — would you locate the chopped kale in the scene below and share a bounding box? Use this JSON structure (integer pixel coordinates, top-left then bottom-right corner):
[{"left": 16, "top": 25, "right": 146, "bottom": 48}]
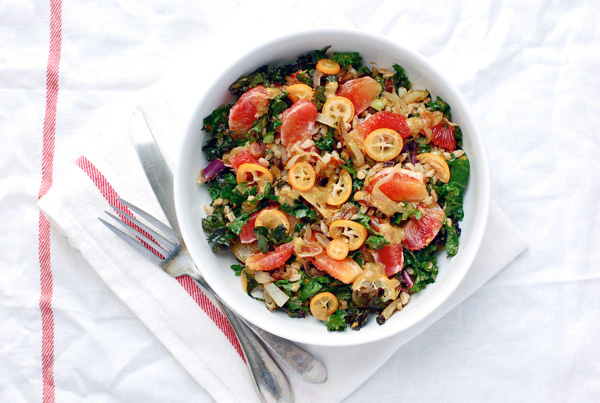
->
[
  {"left": 325, "top": 309, "right": 348, "bottom": 331},
  {"left": 391, "top": 203, "right": 422, "bottom": 224},
  {"left": 404, "top": 244, "right": 439, "bottom": 293},
  {"left": 228, "top": 52, "right": 317, "bottom": 96},
  {"left": 365, "top": 234, "right": 391, "bottom": 250},
  {"left": 392, "top": 64, "right": 411, "bottom": 90},
  {"left": 313, "top": 46, "right": 332, "bottom": 62},
  {"left": 203, "top": 104, "right": 231, "bottom": 133},
  {"left": 454, "top": 125, "right": 464, "bottom": 149},
  {"left": 254, "top": 224, "right": 293, "bottom": 253},
  {"left": 280, "top": 202, "right": 317, "bottom": 222},
  {"left": 228, "top": 212, "right": 250, "bottom": 235},
  {"left": 332, "top": 52, "right": 363, "bottom": 67},
  {"left": 230, "top": 264, "right": 245, "bottom": 276},
  {"left": 315, "top": 127, "right": 336, "bottom": 152},
  {"left": 427, "top": 96, "right": 451, "bottom": 118},
  {"left": 313, "top": 85, "right": 327, "bottom": 110},
  {"left": 433, "top": 157, "right": 470, "bottom": 222}
]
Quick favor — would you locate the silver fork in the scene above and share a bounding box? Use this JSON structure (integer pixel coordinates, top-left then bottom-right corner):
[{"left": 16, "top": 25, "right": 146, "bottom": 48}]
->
[{"left": 99, "top": 198, "right": 327, "bottom": 401}]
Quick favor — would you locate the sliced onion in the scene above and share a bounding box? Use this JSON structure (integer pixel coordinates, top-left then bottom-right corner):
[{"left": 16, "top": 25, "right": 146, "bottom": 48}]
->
[
  {"left": 316, "top": 113, "right": 338, "bottom": 128},
  {"left": 314, "top": 232, "right": 331, "bottom": 248},
  {"left": 402, "top": 269, "right": 414, "bottom": 288},
  {"left": 381, "top": 91, "right": 408, "bottom": 115},
  {"left": 263, "top": 282, "right": 289, "bottom": 307},
  {"left": 313, "top": 69, "right": 323, "bottom": 89},
  {"left": 199, "top": 159, "right": 226, "bottom": 183},
  {"left": 254, "top": 271, "right": 275, "bottom": 284}
]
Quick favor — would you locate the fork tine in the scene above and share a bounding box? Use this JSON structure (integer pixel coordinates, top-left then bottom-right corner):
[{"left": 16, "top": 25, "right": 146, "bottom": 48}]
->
[
  {"left": 99, "top": 217, "right": 164, "bottom": 266},
  {"left": 109, "top": 205, "right": 177, "bottom": 252},
  {"left": 116, "top": 198, "right": 181, "bottom": 240}
]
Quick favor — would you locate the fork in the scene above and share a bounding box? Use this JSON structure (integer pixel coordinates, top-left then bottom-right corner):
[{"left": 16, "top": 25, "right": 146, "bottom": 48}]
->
[{"left": 99, "top": 198, "right": 327, "bottom": 401}]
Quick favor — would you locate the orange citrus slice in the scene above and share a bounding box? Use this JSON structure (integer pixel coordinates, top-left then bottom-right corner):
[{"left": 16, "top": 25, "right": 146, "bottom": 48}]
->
[
  {"left": 415, "top": 153, "right": 451, "bottom": 183},
  {"left": 322, "top": 96, "right": 355, "bottom": 125},
  {"left": 316, "top": 59, "right": 341, "bottom": 75},
  {"left": 326, "top": 239, "right": 350, "bottom": 261},
  {"left": 326, "top": 169, "right": 352, "bottom": 206},
  {"left": 288, "top": 161, "right": 316, "bottom": 191},
  {"left": 309, "top": 292, "right": 339, "bottom": 321},
  {"left": 236, "top": 163, "right": 273, "bottom": 186},
  {"left": 329, "top": 220, "right": 368, "bottom": 251},
  {"left": 287, "top": 83, "right": 314, "bottom": 103},
  {"left": 364, "top": 128, "right": 403, "bottom": 161},
  {"left": 254, "top": 209, "right": 290, "bottom": 232}
]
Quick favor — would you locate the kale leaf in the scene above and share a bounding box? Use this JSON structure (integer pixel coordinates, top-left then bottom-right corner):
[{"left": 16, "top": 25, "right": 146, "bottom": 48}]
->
[
  {"left": 280, "top": 202, "right": 317, "bottom": 222},
  {"left": 254, "top": 224, "right": 293, "bottom": 253},
  {"left": 427, "top": 96, "right": 451, "bottom": 118},
  {"left": 365, "top": 234, "right": 391, "bottom": 250},
  {"left": 392, "top": 64, "right": 411, "bottom": 90},
  {"left": 404, "top": 244, "right": 439, "bottom": 293},
  {"left": 332, "top": 52, "right": 363, "bottom": 67},
  {"left": 314, "top": 127, "right": 336, "bottom": 152},
  {"left": 325, "top": 309, "right": 348, "bottom": 331}
]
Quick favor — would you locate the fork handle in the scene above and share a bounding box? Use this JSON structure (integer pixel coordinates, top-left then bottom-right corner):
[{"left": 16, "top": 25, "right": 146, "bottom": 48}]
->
[
  {"left": 189, "top": 277, "right": 293, "bottom": 402},
  {"left": 215, "top": 298, "right": 293, "bottom": 403},
  {"left": 190, "top": 270, "right": 327, "bottom": 384}
]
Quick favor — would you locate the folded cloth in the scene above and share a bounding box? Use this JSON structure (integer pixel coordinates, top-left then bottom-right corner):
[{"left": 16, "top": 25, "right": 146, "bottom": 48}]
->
[{"left": 38, "top": 82, "right": 527, "bottom": 402}]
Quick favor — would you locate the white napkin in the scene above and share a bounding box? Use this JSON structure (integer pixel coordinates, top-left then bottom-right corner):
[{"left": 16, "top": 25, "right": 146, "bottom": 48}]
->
[{"left": 38, "top": 80, "right": 527, "bottom": 402}]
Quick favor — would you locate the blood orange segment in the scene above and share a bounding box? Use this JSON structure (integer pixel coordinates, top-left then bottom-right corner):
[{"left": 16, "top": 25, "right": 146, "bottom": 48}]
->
[
  {"left": 356, "top": 111, "right": 411, "bottom": 139},
  {"left": 370, "top": 218, "right": 405, "bottom": 277},
  {"left": 239, "top": 210, "right": 262, "bottom": 243},
  {"left": 403, "top": 203, "right": 445, "bottom": 251},
  {"left": 337, "top": 76, "right": 382, "bottom": 115},
  {"left": 279, "top": 99, "right": 318, "bottom": 147},
  {"left": 229, "top": 150, "right": 261, "bottom": 171},
  {"left": 428, "top": 121, "right": 457, "bottom": 150},
  {"left": 245, "top": 243, "right": 294, "bottom": 271},
  {"left": 372, "top": 244, "right": 405, "bottom": 277},
  {"left": 310, "top": 251, "right": 363, "bottom": 284},
  {"left": 365, "top": 167, "right": 428, "bottom": 202},
  {"left": 228, "top": 86, "right": 270, "bottom": 135}
]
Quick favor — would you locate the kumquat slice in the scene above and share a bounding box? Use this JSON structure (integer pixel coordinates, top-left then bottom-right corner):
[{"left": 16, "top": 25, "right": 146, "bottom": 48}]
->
[
  {"left": 329, "top": 219, "right": 368, "bottom": 251},
  {"left": 316, "top": 58, "right": 341, "bottom": 75},
  {"left": 236, "top": 163, "right": 274, "bottom": 186},
  {"left": 326, "top": 239, "right": 350, "bottom": 261},
  {"left": 287, "top": 83, "right": 314, "bottom": 103},
  {"left": 288, "top": 161, "right": 316, "bottom": 192},
  {"left": 255, "top": 209, "right": 290, "bottom": 232},
  {"left": 309, "top": 292, "right": 339, "bottom": 321},
  {"left": 321, "top": 96, "right": 355, "bottom": 125},
  {"left": 326, "top": 169, "right": 353, "bottom": 206},
  {"left": 364, "top": 128, "right": 403, "bottom": 162}
]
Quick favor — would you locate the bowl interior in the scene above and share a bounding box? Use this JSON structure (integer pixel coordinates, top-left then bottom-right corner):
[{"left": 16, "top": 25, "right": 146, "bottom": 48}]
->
[{"left": 175, "top": 29, "right": 490, "bottom": 346}]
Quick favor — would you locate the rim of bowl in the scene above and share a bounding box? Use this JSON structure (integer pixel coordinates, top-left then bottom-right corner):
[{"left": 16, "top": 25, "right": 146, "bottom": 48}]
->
[{"left": 175, "top": 28, "right": 491, "bottom": 346}]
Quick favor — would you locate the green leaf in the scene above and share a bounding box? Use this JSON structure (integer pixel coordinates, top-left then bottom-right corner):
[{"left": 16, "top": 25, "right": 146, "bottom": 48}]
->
[
  {"left": 365, "top": 234, "right": 390, "bottom": 250},
  {"left": 332, "top": 52, "right": 363, "bottom": 67},
  {"left": 228, "top": 212, "right": 250, "bottom": 235},
  {"left": 392, "top": 64, "right": 411, "bottom": 90},
  {"left": 230, "top": 264, "right": 245, "bottom": 276},
  {"left": 280, "top": 202, "right": 317, "bottom": 222},
  {"left": 325, "top": 309, "right": 348, "bottom": 331},
  {"left": 426, "top": 96, "right": 451, "bottom": 118},
  {"left": 315, "top": 127, "right": 336, "bottom": 152},
  {"left": 404, "top": 245, "right": 439, "bottom": 293}
]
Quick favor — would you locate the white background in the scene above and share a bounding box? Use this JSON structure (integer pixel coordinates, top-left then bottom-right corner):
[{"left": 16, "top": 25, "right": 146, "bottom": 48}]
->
[{"left": 1, "top": 0, "right": 599, "bottom": 402}]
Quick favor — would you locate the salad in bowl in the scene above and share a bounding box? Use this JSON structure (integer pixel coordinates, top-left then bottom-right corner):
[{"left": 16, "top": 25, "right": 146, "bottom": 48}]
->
[{"left": 198, "top": 47, "right": 470, "bottom": 332}]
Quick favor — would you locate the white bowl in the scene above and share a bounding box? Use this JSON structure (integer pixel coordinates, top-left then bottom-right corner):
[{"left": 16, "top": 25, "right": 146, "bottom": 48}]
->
[{"left": 175, "top": 29, "right": 490, "bottom": 346}]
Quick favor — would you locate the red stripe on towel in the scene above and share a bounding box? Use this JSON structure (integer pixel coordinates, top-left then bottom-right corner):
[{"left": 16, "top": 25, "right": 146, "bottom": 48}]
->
[
  {"left": 38, "top": 0, "right": 64, "bottom": 401},
  {"left": 74, "top": 156, "right": 244, "bottom": 359}
]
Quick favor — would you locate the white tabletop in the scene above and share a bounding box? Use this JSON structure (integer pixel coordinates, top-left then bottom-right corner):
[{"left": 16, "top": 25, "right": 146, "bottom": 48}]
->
[{"left": 1, "top": 1, "right": 599, "bottom": 402}]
